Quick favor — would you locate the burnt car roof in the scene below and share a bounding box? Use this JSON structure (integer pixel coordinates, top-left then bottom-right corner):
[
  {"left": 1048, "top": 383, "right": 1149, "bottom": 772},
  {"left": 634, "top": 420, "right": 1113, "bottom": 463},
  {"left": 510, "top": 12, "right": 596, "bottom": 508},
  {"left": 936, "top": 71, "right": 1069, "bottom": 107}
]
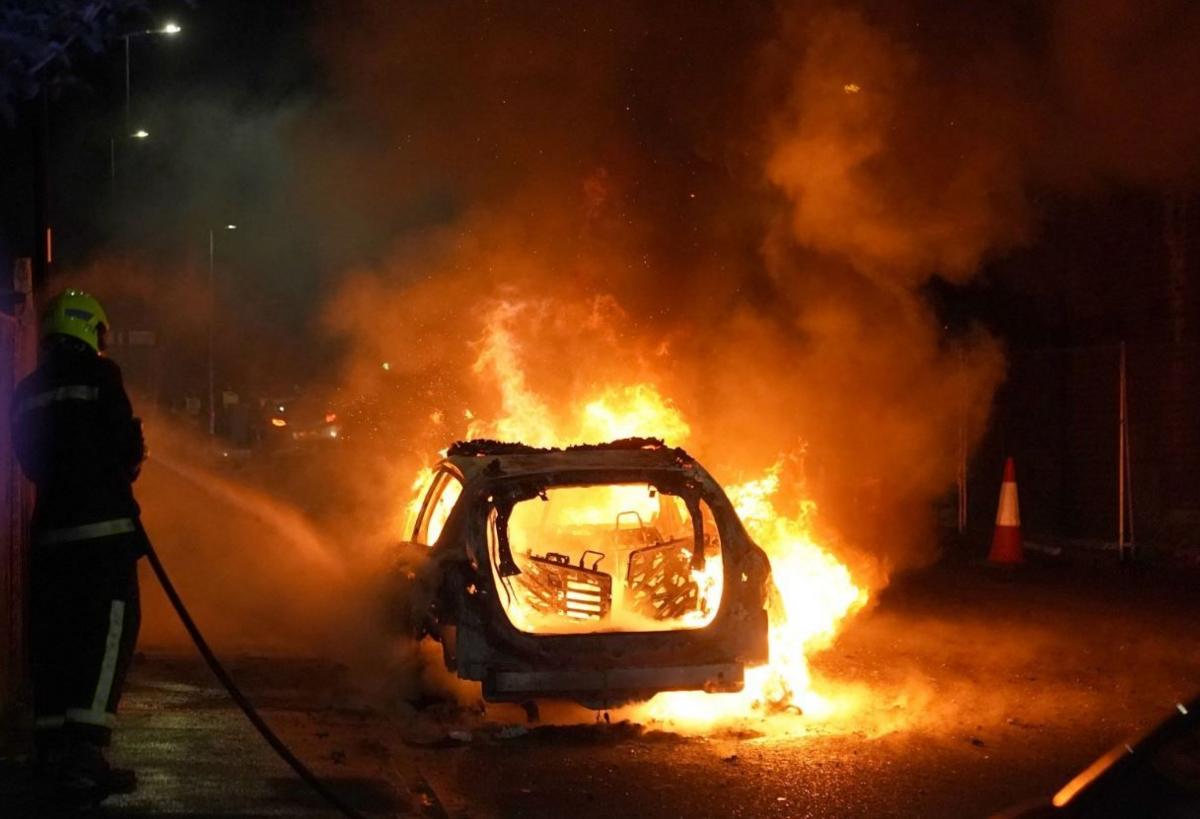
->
[{"left": 441, "top": 437, "right": 703, "bottom": 483}]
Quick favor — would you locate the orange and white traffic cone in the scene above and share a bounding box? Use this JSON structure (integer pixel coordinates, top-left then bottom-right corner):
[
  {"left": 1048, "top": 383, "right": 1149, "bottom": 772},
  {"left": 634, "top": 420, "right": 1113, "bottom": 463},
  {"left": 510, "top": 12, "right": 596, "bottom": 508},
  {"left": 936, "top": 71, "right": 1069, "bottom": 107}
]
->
[{"left": 988, "top": 457, "right": 1023, "bottom": 565}]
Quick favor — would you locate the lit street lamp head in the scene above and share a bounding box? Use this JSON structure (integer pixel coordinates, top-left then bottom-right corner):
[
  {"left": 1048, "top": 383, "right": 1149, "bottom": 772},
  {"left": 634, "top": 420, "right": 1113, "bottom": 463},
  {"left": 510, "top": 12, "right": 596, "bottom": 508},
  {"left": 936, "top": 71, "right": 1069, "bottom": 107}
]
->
[
  {"left": 132, "top": 129, "right": 150, "bottom": 139},
  {"left": 162, "top": 23, "right": 182, "bottom": 35}
]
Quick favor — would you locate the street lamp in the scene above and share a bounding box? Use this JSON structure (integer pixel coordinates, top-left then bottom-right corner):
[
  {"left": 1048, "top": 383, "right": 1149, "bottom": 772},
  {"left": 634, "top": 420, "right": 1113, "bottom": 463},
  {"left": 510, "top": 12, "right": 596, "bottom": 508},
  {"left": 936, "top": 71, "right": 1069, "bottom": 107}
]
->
[
  {"left": 208, "top": 224, "right": 237, "bottom": 436},
  {"left": 123, "top": 23, "right": 182, "bottom": 130},
  {"left": 109, "top": 130, "right": 151, "bottom": 187},
  {"left": 112, "top": 23, "right": 179, "bottom": 185}
]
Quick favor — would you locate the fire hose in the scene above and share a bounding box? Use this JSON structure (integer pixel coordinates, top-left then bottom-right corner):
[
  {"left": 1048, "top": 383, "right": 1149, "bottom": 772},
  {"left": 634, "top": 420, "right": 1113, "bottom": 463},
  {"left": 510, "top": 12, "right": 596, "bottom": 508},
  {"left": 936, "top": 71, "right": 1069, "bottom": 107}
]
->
[{"left": 142, "top": 541, "right": 367, "bottom": 819}]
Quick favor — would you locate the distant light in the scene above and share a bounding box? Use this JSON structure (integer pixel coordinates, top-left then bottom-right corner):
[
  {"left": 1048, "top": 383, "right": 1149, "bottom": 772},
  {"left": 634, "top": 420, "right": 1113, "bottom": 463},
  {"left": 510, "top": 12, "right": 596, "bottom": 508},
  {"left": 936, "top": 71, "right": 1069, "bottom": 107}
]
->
[
  {"left": 226, "top": 224, "right": 237, "bottom": 230},
  {"left": 161, "top": 22, "right": 182, "bottom": 35},
  {"left": 277, "top": 405, "right": 285, "bottom": 413},
  {"left": 325, "top": 413, "right": 337, "bottom": 423},
  {"left": 328, "top": 428, "right": 339, "bottom": 439},
  {"left": 132, "top": 129, "right": 150, "bottom": 139},
  {"left": 381, "top": 362, "right": 391, "bottom": 371},
  {"left": 271, "top": 417, "right": 287, "bottom": 428}
]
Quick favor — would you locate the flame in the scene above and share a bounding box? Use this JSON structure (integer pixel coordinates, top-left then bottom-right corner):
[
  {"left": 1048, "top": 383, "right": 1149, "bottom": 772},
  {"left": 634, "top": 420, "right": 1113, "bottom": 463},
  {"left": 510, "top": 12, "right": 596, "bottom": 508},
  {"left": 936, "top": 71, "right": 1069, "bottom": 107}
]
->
[
  {"left": 641, "top": 464, "right": 869, "bottom": 728},
  {"left": 579, "top": 385, "right": 691, "bottom": 444},
  {"left": 401, "top": 466, "right": 435, "bottom": 541},
  {"left": 410, "top": 300, "right": 869, "bottom": 726}
]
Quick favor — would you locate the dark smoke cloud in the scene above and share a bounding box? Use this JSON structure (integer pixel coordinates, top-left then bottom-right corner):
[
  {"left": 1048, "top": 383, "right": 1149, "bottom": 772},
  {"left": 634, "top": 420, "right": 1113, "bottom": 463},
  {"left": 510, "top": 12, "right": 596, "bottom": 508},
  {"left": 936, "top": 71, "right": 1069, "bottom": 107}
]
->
[{"left": 1050, "top": 0, "right": 1200, "bottom": 189}]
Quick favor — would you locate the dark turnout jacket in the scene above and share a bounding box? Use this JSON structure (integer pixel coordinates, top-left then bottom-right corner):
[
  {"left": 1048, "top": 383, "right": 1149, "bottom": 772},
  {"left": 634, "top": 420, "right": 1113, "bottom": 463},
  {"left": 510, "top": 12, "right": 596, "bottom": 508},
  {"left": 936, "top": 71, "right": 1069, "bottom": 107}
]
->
[{"left": 12, "top": 342, "right": 145, "bottom": 534}]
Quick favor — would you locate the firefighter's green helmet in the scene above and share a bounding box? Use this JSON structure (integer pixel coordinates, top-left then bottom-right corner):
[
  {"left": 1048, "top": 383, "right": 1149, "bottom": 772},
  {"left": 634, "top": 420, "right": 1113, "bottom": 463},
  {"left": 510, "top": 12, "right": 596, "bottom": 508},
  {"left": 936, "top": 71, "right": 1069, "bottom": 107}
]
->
[{"left": 42, "top": 289, "right": 110, "bottom": 352}]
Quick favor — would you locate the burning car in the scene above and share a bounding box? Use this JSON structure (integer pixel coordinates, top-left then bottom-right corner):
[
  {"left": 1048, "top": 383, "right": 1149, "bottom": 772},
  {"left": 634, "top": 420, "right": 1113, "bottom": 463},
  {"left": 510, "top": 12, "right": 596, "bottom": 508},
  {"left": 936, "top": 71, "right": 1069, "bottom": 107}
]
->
[{"left": 394, "top": 438, "right": 773, "bottom": 709}]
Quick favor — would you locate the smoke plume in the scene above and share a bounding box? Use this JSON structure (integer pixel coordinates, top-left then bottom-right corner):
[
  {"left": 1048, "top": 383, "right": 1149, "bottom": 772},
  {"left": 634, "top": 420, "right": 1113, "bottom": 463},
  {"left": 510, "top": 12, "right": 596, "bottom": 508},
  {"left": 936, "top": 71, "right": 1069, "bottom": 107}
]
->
[{"left": 306, "top": 0, "right": 1016, "bottom": 576}]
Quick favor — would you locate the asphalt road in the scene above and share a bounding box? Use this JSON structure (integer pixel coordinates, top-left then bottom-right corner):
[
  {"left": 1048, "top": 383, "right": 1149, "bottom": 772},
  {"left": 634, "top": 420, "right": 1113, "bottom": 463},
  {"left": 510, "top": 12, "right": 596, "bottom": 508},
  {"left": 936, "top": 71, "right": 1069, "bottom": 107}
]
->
[{"left": 4, "top": 550, "right": 1198, "bottom": 818}]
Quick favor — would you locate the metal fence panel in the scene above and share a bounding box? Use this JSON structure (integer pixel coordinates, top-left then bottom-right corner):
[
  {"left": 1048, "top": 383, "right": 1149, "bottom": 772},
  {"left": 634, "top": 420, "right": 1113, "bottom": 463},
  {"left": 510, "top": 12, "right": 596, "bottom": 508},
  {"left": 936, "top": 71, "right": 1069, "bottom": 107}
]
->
[{"left": 972, "top": 342, "right": 1200, "bottom": 546}]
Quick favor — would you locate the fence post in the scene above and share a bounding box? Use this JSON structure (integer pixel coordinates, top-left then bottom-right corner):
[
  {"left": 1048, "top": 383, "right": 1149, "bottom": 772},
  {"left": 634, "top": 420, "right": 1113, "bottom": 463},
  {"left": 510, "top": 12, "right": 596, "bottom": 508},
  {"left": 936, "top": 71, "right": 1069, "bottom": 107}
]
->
[
  {"left": 1, "top": 258, "right": 36, "bottom": 729},
  {"left": 1117, "top": 342, "right": 1135, "bottom": 560},
  {"left": 957, "top": 368, "right": 968, "bottom": 536}
]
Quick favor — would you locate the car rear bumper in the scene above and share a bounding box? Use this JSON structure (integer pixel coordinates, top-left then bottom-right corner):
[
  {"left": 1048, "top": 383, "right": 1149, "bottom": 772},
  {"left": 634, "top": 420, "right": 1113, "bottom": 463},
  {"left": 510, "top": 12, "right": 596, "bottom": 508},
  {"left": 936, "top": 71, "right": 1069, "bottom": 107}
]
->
[{"left": 482, "top": 662, "right": 743, "bottom": 706}]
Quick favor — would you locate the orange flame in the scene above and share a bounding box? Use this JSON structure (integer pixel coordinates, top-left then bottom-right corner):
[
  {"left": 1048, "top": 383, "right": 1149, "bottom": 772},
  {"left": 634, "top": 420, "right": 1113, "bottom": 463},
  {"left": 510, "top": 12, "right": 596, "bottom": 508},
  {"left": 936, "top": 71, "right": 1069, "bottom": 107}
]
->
[
  {"left": 641, "top": 463, "right": 869, "bottom": 728},
  {"left": 407, "top": 300, "right": 870, "bottom": 726}
]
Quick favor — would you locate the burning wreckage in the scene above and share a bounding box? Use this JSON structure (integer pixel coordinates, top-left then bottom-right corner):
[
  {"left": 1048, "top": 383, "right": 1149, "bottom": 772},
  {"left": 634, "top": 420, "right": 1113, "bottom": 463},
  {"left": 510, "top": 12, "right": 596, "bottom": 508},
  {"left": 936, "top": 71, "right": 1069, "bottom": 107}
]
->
[{"left": 394, "top": 438, "right": 773, "bottom": 709}]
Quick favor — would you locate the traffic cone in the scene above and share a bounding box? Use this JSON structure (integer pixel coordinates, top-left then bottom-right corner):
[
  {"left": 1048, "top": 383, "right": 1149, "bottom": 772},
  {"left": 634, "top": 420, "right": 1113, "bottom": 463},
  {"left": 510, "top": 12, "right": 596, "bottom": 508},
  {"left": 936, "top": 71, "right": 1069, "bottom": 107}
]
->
[{"left": 988, "top": 457, "right": 1023, "bottom": 565}]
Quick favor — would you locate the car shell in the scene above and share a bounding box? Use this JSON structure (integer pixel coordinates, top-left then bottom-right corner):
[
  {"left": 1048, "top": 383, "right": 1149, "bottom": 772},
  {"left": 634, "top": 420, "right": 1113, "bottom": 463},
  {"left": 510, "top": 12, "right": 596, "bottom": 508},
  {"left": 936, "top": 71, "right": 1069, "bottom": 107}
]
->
[{"left": 397, "top": 438, "right": 773, "bottom": 708}]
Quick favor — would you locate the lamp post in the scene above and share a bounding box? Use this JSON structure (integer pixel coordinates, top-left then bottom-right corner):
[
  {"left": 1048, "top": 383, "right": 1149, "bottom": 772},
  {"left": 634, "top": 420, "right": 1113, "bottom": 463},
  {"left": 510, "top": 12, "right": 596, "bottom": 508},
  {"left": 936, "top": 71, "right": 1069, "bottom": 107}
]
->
[
  {"left": 110, "top": 130, "right": 151, "bottom": 199},
  {"left": 208, "top": 224, "right": 237, "bottom": 436},
  {"left": 123, "top": 22, "right": 181, "bottom": 131},
  {"left": 113, "top": 23, "right": 178, "bottom": 186}
]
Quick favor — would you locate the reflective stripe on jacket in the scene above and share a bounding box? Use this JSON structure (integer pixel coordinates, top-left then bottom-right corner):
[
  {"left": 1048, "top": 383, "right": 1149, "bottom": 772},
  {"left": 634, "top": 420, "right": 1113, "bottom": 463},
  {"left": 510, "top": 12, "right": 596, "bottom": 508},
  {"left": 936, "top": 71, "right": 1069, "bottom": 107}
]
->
[
  {"left": 15, "top": 385, "right": 101, "bottom": 416},
  {"left": 36, "top": 517, "right": 138, "bottom": 546}
]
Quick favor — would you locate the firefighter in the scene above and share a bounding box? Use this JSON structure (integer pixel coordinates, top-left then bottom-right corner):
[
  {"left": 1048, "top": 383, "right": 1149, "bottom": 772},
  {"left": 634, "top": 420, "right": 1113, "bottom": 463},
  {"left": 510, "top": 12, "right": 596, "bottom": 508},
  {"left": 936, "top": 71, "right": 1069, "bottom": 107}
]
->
[{"left": 11, "top": 289, "right": 146, "bottom": 805}]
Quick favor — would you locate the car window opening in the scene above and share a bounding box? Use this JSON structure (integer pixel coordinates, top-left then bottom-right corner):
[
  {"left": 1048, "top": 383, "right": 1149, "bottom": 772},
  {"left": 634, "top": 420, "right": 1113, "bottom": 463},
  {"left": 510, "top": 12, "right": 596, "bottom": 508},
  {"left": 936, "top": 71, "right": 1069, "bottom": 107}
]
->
[
  {"left": 487, "top": 484, "right": 724, "bottom": 634},
  {"left": 412, "top": 469, "right": 463, "bottom": 546}
]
